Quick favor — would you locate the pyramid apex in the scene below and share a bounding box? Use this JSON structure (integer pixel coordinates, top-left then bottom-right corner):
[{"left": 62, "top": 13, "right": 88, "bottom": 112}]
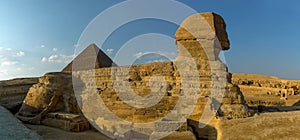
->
[
  {"left": 86, "top": 43, "right": 100, "bottom": 52},
  {"left": 88, "top": 43, "right": 98, "bottom": 47},
  {"left": 61, "top": 44, "right": 117, "bottom": 72}
]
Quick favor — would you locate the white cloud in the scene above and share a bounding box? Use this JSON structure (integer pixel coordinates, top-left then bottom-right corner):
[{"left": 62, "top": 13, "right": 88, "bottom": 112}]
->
[
  {"left": 0, "top": 47, "right": 25, "bottom": 57},
  {"left": 0, "top": 66, "right": 37, "bottom": 80},
  {"left": 0, "top": 47, "right": 23, "bottom": 66},
  {"left": 134, "top": 52, "right": 146, "bottom": 58},
  {"left": 48, "top": 55, "right": 59, "bottom": 61},
  {"left": 1, "top": 60, "right": 18, "bottom": 66},
  {"left": 53, "top": 48, "right": 58, "bottom": 52},
  {"left": 15, "top": 51, "right": 25, "bottom": 57},
  {"left": 134, "top": 51, "right": 177, "bottom": 59},
  {"left": 41, "top": 54, "right": 73, "bottom": 64},
  {"left": 0, "top": 69, "right": 8, "bottom": 75},
  {"left": 106, "top": 49, "right": 114, "bottom": 55},
  {"left": 145, "top": 59, "right": 168, "bottom": 63},
  {"left": 41, "top": 45, "right": 45, "bottom": 48},
  {"left": 131, "top": 51, "right": 177, "bottom": 65},
  {"left": 41, "top": 57, "right": 47, "bottom": 62},
  {"left": 5, "top": 48, "right": 12, "bottom": 51}
]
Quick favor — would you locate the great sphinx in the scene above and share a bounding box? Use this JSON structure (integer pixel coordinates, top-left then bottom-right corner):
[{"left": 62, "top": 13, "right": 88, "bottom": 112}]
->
[{"left": 16, "top": 12, "right": 252, "bottom": 139}]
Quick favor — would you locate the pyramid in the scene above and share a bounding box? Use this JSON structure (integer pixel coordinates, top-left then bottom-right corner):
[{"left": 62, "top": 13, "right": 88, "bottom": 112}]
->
[{"left": 62, "top": 43, "right": 117, "bottom": 72}]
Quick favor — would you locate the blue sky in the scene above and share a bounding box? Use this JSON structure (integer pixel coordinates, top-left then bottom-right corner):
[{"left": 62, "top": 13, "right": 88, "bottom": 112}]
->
[{"left": 0, "top": 0, "right": 299, "bottom": 80}]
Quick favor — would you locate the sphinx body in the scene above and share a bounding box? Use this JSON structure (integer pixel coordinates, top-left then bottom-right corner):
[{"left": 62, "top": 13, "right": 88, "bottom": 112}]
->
[{"left": 16, "top": 12, "right": 252, "bottom": 139}]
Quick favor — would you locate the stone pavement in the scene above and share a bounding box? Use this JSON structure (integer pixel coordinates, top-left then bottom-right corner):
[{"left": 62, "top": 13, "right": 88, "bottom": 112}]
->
[{"left": 0, "top": 106, "right": 42, "bottom": 140}]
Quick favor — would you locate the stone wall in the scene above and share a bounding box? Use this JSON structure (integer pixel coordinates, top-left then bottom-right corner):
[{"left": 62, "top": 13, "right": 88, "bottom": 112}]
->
[
  {"left": 0, "top": 78, "right": 38, "bottom": 113},
  {"left": 75, "top": 63, "right": 182, "bottom": 122}
]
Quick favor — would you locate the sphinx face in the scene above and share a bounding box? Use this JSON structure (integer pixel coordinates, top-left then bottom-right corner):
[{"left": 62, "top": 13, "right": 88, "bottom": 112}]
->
[
  {"left": 213, "top": 14, "right": 230, "bottom": 50},
  {"left": 175, "top": 12, "right": 230, "bottom": 51}
]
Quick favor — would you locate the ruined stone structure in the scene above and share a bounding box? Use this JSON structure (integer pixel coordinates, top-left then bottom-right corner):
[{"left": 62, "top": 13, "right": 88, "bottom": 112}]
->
[
  {"left": 16, "top": 73, "right": 89, "bottom": 132},
  {"left": 232, "top": 74, "right": 300, "bottom": 90},
  {"left": 15, "top": 12, "right": 253, "bottom": 139},
  {"left": 288, "top": 88, "right": 295, "bottom": 96},
  {"left": 0, "top": 78, "right": 38, "bottom": 113},
  {"left": 232, "top": 74, "right": 300, "bottom": 106},
  {"left": 280, "top": 89, "right": 288, "bottom": 100}
]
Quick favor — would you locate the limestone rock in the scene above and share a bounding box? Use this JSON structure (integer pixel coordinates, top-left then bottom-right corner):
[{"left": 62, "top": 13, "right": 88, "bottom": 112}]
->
[
  {"left": 0, "top": 77, "right": 38, "bottom": 114},
  {"left": 16, "top": 72, "right": 89, "bottom": 132},
  {"left": 41, "top": 113, "right": 90, "bottom": 132},
  {"left": 175, "top": 12, "right": 230, "bottom": 50},
  {"left": 13, "top": 12, "right": 254, "bottom": 138},
  {"left": 70, "top": 12, "right": 252, "bottom": 139},
  {"left": 232, "top": 73, "right": 300, "bottom": 89},
  {"left": 231, "top": 73, "right": 300, "bottom": 106},
  {"left": 18, "top": 72, "right": 80, "bottom": 115}
]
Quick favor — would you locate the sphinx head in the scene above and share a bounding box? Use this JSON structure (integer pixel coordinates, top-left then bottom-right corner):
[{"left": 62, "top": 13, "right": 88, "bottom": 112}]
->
[{"left": 175, "top": 12, "right": 230, "bottom": 51}]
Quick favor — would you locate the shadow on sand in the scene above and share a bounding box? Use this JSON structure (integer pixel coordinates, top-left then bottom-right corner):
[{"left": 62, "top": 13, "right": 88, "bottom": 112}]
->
[{"left": 188, "top": 119, "right": 218, "bottom": 140}]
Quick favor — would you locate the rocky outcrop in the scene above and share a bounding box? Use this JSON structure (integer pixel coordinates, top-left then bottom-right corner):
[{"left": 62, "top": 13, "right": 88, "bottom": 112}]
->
[
  {"left": 16, "top": 72, "right": 89, "bottom": 132},
  {"left": 0, "top": 78, "right": 38, "bottom": 113}
]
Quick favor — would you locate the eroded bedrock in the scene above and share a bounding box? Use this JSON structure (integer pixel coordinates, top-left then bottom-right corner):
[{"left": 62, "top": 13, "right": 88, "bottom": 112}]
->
[
  {"left": 0, "top": 77, "right": 38, "bottom": 114},
  {"left": 16, "top": 72, "right": 90, "bottom": 132}
]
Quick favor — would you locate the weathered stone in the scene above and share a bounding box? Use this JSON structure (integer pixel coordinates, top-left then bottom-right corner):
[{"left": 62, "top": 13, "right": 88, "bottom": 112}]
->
[
  {"left": 42, "top": 113, "right": 90, "bottom": 132},
  {"left": 0, "top": 78, "right": 38, "bottom": 114},
  {"left": 174, "top": 12, "right": 252, "bottom": 120},
  {"left": 13, "top": 12, "right": 254, "bottom": 139},
  {"left": 16, "top": 72, "right": 89, "bottom": 132},
  {"left": 175, "top": 12, "right": 230, "bottom": 51},
  {"left": 232, "top": 73, "right": 300, "bottom": 106},
  {"left": 67, "top": 12, "right": 253, "bottom": 139}
]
